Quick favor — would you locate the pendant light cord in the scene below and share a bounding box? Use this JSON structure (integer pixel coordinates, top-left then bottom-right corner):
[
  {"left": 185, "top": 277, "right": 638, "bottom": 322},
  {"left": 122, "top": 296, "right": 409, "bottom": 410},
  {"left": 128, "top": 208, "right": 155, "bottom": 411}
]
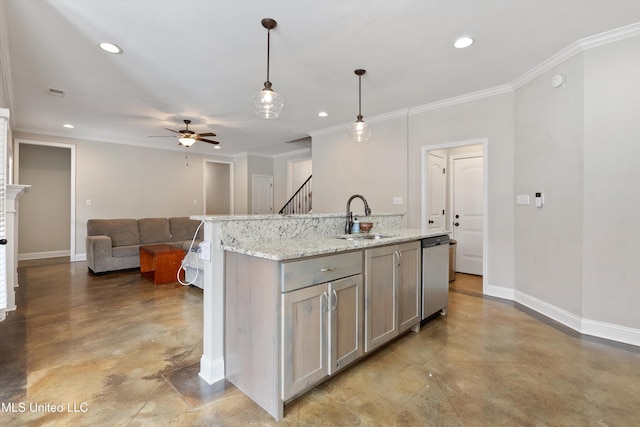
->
[
  {"left": 266, "top": 28, "right": 271, "bottom": 84},
  {"left": 358, "top": 74, "right": 362, "bottom": 118}
]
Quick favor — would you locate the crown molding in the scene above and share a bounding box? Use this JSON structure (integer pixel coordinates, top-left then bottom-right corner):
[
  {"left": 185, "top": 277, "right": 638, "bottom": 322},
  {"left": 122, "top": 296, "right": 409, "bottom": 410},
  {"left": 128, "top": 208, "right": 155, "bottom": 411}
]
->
[
  {"left": 311, "top": 22, "right": 640, "bottom": 139},
  {"left": 511, "top": 21, "right": 640, "bottom": 89},
  {"left": 408, "top": 85, "right": 513, "bottom": 115}
]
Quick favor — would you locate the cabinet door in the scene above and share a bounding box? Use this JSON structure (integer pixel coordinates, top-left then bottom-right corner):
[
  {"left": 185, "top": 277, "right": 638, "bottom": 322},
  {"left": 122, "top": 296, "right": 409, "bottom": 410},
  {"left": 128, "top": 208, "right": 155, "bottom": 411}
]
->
[
  {"left": 329, "top": 274, "right": 363, "bottom": 374},
  {"left": 282, "top": 284, "right": 328, "bottom": 400},
  {"left": 365, "top": 245, "right": 398, "bottom": 352},
  {"left": 397, "top": 241, "right": 421, "bottom": 332}
]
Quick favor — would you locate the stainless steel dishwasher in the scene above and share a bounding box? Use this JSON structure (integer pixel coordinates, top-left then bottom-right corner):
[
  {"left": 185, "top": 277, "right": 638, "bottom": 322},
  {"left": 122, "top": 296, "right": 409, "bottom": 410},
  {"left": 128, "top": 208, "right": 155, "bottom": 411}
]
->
[{"left": 422, "top": 234, "right": 450, "bottom": 319}]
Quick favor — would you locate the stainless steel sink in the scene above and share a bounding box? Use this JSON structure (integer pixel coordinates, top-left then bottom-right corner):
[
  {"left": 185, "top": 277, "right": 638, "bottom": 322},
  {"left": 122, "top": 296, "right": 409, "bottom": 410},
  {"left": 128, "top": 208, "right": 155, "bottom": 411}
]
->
[{"left": 336, "top": 233, "right": 394, "bottom": 241}]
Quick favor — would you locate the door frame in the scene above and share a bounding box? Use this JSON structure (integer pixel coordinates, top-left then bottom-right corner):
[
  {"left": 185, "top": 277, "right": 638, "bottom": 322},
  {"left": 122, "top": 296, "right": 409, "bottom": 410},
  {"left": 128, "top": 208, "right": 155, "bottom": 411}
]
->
[
  {"left": 202, "top": 158, "right": 235, "bottom": 215},
  {"left": 15, "top": 138, "right": 76, "bottom": 261},
  {"left": 421, "top": 138, "right": 488, "bottom": 292}
]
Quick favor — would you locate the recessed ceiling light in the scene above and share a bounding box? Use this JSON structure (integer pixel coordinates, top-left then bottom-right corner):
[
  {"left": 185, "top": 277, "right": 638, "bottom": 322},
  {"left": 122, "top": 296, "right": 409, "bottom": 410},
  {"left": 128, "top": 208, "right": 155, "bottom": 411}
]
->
[
  {"left": 318, "top": 112, "right": 328, "bottom": 117},
  {"left": 454, "top": 37, "right": 474, "bottom": 49},
  {"left": 214, "top": 145, "right": 221, "bottom": 149},
  {"left": 63, "top": 124, "right": 74, "bottom": 129},
  {"left": 99, "top": 42, "right": 122, "bottom": 54}
]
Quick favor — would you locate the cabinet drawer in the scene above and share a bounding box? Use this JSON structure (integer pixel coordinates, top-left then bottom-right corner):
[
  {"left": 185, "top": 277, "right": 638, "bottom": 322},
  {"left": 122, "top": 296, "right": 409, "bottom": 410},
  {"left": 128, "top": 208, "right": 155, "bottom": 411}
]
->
[{"left": 281, "top": 251, "right": 363, "bottom": 292}]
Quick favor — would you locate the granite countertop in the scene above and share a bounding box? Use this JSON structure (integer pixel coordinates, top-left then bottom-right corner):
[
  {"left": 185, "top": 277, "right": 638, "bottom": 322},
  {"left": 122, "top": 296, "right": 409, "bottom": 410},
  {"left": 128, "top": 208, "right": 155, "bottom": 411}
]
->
[{"left": 222, "top": 229, "right": 450, "bottom": 261}]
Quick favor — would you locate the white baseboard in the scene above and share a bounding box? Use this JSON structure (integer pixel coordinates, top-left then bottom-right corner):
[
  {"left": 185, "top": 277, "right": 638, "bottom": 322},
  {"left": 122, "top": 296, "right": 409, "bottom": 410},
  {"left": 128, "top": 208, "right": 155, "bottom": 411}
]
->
[
  {"left": 582, "top": 318, "right": 640, "bottom": 347},
  {"left": 75, "top": 253, "right": 87, "bottom": 262},
  {"left": 484, "top": 284, "right": 515, "bottom": 300},
  {"left": 199, "top": 355, "right": 225, "bottom": 385},
  {"left": 18, "top": 250, "right": 70, "bottom": 261},
  {"left": 514, "top": 290, "right": 640, "bottom": 347}
]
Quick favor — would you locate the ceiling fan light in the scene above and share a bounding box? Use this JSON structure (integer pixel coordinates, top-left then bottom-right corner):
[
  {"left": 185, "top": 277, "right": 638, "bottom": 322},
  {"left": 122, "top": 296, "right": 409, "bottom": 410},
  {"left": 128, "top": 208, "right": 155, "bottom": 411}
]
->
[
  {"left": 179, "top": 137, "right": 195, "bottom": 147},
  {"left": 253, "top": 88, "right": 284, "bottom": 119}
]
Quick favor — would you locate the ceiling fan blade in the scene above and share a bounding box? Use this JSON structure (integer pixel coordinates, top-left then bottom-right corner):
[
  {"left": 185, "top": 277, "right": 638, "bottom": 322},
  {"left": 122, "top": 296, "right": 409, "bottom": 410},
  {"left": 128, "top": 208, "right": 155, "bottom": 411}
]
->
[
  {"left": 148, "top": 135, "right": 176, "bottom": 138},
  {"left": 197, "top": 132, "right": 217, "bottom": 137},
  {"left": 164, "top": 128, "right": 181, "bottom": 134},
  {"left": 197, "top": 137, "right": 220, "bottom": 144}
]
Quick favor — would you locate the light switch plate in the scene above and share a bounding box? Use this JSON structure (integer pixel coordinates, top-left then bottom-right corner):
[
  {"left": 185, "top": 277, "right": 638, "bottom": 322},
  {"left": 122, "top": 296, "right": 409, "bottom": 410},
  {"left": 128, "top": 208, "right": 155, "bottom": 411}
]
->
[
  {"left": 393, "top": 197, "right": 403, "bottom": 205},
  {"left": 516, "top": 194, "right": 530, "bottom": 205}
]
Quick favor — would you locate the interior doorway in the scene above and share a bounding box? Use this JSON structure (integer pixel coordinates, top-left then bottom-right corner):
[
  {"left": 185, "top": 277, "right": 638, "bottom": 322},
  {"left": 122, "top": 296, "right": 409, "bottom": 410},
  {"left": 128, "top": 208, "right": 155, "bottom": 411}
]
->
[
  {"left": 15, "top": 139, "right": 76, "bottom": 261},
  {"left": 203, "top": 159, "right": 234, "bottom": 215},
  {"left": 422, "top": 139, "right": 486, "bottom": 293}
]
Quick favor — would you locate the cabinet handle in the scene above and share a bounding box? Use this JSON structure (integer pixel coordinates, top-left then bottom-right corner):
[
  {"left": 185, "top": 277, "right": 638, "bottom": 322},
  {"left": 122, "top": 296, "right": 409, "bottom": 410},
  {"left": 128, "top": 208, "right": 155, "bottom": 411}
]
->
[
  {"left": 320, "top": 267, "right": 336, "bottom": 272},
  {"left": 331, "top": 289, "right": 338, "bottom": 311},
  {"left": 322, "top": 291, "right": 328, "bottom": 312}
]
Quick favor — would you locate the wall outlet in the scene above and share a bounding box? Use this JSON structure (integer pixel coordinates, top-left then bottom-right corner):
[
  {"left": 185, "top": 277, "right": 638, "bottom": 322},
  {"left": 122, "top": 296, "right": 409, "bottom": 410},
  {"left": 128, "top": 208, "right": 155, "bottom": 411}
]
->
[
  {"left": 516, "top": 194, "right": 530, "bottom": 205},
  {"left": 198, "top": 240, "right": 211, "bottom": 261},
  {"left": 393, "top": 197, "right": 403, "bottom": 205}
]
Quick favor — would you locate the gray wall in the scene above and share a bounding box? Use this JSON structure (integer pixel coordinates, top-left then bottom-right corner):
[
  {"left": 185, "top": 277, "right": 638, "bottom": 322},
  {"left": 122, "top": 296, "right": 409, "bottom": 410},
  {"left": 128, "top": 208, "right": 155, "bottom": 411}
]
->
[
  {"left": 14, "top": 132, "right": 232, "bottom": 259},
  {"left": 205, "top": 161, "right": 231, "bottom": 214},
  {"left": 273, "top": 148, "right": 312, "bottom": 212},
  {"left": 313, "top": 115, "right": 409, "bottom": 220},
  {"left": 514, "top": 53, "right": 585, "bottom": 316},
  {"left": 18, "top": 143, "right": 71, "bottom": 256},
  {"left": 582, "top": 36, "right": 640, "bottom": 329}
]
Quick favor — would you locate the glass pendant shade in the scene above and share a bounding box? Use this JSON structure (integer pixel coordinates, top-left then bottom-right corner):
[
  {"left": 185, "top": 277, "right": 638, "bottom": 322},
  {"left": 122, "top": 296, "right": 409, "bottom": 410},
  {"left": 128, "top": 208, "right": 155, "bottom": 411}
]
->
[
  {"left": 348, "top": 117, "right": 371, "bottom": 142},
  {"left": 253, "top": 86, "right": 284, "bottom": 119}
]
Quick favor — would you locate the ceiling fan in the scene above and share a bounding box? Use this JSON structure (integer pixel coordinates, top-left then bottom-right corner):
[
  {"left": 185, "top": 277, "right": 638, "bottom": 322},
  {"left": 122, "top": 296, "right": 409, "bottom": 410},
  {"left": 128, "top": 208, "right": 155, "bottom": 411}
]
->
[{"left": 160, "top": 119, "right": 220, "bottom": 147}]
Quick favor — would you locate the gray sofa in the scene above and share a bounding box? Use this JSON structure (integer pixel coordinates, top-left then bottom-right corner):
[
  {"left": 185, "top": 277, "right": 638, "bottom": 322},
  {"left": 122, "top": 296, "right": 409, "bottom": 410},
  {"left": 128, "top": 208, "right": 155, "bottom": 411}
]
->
[{"left": 86, "top": 217, "right": 203, "bottom": 274}]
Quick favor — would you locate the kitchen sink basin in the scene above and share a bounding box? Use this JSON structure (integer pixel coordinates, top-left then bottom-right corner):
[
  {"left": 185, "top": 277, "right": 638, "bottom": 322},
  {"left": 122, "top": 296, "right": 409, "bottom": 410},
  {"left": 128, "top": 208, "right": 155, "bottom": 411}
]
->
[{"left": 335, "top": 233, "right": 394, "bottom": 241}]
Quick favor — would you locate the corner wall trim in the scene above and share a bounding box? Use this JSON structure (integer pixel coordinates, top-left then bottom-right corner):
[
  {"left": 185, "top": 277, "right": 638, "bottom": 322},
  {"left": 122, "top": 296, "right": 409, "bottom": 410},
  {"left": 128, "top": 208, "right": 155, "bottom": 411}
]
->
[{"left": 199, "top": 355, "right": 225, "bottom": 385}]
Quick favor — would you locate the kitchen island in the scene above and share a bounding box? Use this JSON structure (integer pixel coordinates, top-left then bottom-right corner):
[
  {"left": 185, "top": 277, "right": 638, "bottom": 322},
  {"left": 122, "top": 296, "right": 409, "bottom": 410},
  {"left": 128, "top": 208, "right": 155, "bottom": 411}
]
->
[{"left": 191, "top": 213, "right": 448, "bottom": 420}]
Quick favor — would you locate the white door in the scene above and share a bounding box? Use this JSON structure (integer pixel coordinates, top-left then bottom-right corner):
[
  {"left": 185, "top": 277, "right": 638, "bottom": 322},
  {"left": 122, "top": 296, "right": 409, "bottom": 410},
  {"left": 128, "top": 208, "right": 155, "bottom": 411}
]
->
[
  {"left": 452, "top": 156, "right": 483, "bottom": 275},
  {"left": 252, "top": 174, "right": 273, "bottom": 214},
  {"left": 427, "top": 153, "right": 446, "bottom": 231}
]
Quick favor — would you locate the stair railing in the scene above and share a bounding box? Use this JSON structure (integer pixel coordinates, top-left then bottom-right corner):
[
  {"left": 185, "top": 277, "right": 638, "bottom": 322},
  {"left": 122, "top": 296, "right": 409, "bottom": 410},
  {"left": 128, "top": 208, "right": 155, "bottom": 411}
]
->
[{"left": 279, "top": 175, "right": 312, "bottom": 215}]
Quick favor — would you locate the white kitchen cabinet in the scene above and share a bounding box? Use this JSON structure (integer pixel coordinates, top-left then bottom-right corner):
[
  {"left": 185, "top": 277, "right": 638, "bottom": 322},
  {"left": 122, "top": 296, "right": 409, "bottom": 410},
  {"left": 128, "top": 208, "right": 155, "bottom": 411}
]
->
[
  {"left": 282, "top": 273, "right": 363, "bottom": 400},
  {"left": 365, "top": 241, "right": 421, "bottom": 352}
]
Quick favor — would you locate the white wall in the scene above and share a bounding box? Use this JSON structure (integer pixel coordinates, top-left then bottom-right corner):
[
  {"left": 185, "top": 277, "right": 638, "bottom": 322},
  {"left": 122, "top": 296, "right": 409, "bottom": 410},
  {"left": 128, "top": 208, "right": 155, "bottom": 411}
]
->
[{"left": 582, "top": 36, "right": 640, "bottom": 330}]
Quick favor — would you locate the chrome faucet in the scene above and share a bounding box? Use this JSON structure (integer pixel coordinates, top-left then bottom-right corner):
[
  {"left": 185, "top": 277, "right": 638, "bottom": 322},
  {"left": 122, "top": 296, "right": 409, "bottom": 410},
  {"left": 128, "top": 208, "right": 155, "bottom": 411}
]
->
[{"left": 345, "top": 194, "right": 372, "bottom": 234}]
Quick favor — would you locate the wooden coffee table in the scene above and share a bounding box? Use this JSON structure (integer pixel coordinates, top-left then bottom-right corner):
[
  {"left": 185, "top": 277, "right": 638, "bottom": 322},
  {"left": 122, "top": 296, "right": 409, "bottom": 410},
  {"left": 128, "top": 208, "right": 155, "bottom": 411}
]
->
[{"left": 139, "top": 244, "right": 186, "bottom": 284}]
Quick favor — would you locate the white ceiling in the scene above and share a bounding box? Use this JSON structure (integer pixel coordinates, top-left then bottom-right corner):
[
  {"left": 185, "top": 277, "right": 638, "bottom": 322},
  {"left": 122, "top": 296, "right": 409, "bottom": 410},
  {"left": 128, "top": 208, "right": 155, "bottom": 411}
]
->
[{"left": 3, "top": 1, "right": 640, "bottom": 156}]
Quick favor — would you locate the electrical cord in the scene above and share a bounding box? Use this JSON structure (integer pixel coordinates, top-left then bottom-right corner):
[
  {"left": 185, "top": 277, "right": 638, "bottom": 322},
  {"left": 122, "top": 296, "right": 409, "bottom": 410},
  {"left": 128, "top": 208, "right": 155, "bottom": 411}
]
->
[{"left": 177, "top": 220, "right": 205, "bottom": 286}]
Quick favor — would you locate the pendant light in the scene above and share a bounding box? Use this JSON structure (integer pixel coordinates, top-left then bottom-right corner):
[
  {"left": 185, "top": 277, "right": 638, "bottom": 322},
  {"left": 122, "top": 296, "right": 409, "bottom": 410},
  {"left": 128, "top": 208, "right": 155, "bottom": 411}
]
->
[
  {"left": 347, "top": 69, "right": 371, "bottom": 142},
  {"left": 253, "top": 18, "right": 283, "bottom": 119}
]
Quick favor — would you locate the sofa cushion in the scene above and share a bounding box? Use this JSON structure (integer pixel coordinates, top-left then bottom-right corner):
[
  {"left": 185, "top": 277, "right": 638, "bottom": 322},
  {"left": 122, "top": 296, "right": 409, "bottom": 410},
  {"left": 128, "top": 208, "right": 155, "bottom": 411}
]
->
[
  {"left": 138, "top": 218, "right": 171, "bottom": 245},
  {"left": 169, "top": 217, "right": 203, "bottom": 242},
  {"left": 87, "top": 219, "right": 140, "bottom": 247},
  {"left": 112, "top": 245, "right": 141, "bottom": 258}
]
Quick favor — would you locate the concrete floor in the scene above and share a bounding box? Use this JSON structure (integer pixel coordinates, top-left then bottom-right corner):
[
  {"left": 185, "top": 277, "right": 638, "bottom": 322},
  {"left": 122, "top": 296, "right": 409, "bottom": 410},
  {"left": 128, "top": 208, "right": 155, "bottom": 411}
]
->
[{"left": 2, "top": 262, "right": 640, "bottom": 426}]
